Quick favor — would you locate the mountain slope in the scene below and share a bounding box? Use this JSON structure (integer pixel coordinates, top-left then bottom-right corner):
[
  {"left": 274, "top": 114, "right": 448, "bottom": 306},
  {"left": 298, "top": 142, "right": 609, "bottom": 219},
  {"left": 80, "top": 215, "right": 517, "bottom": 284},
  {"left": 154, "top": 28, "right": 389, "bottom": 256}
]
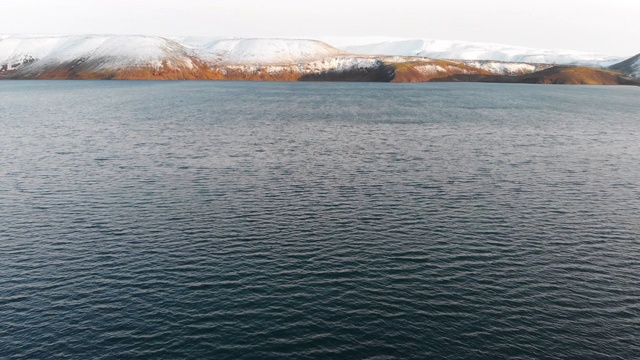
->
[
  {"left": 0, "top": 35, "right": 384, "bottom": 80},
  {"left": 433, "top": 66, "right": 639, "bottom": 85},
  {"left": 341, "top": 39, "right": 623, "bottom": 67},
  {"left": 373, "top": 57, "right": 550, "bottom": 83},
  {"left": 609, "top": 53, "right": 640, "bottom": 78},
  {"left": 0, "top": 35, "right": 201, "bottom": 79}
]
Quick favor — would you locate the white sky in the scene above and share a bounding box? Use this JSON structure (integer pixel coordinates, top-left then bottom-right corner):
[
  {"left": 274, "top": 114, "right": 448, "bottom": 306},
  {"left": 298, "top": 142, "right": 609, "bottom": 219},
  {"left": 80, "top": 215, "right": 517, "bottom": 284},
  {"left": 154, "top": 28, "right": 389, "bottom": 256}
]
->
[{"left": 1, "top": 0, "right": 637, "bottom": 56}]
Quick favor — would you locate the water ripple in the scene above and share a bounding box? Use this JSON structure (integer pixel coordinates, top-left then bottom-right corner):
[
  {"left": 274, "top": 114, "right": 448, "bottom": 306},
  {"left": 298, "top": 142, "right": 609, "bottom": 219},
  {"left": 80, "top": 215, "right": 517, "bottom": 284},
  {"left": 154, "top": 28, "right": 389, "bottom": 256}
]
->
[{"left": 1, "top": 81, "right": 639, "bottom": 359}]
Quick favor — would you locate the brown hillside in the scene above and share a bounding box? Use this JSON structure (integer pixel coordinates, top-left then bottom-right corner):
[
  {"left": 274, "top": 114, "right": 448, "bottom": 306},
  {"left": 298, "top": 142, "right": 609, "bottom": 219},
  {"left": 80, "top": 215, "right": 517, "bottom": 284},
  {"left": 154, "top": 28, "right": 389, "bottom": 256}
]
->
[
  {"left": 388, "top": 60, "right": 491, "bottom": 83},
  {"left": 433, "top": 66, "right": 640, "bottom": 86},
  {"left": 3, "top": 56, "right": 639, "bottom": 86},
  {"left": 517, "top": 66, "right": 635, "bottom": 85}
]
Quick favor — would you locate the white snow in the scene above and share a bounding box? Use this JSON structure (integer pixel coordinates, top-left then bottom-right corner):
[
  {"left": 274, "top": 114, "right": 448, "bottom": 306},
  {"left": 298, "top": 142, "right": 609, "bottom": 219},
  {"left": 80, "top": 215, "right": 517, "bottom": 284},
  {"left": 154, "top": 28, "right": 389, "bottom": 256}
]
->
[
  {"left": 303, "top": 57, "right": 380, "bottom": 72},
  {"left": 341, "top": 39, "right": 624, "bottom": 67},
  {"left": 0, "top": 35, "right": 352, "bottom": 74},
  {"left": 412, "top": 64, "right": 452, "bottom": 76},
  {"left": 2, "top": 34, "right": 633, "bottom": 78},
  {"left": 462, "top": 61, "right": 551, "bottom": 76},
  {"left": 207, "top": 57, "right": 383, "bottom": 77},
  {"left": 188, "top": 38, "right": 347, "bottom": 65},
  {"left": 0, "top": 35, "right": 195, "bottom": 73}
]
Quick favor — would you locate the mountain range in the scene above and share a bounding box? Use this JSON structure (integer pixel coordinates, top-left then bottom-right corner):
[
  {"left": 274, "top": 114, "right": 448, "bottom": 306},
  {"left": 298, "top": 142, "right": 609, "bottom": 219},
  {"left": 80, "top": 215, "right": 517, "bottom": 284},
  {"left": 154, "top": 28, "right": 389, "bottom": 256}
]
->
[
  {"left": 1, "top": 35, "right": 638, "bottom": 85},
  {"left": 341, "top": 39, "right": 624, "bottom": 67}
]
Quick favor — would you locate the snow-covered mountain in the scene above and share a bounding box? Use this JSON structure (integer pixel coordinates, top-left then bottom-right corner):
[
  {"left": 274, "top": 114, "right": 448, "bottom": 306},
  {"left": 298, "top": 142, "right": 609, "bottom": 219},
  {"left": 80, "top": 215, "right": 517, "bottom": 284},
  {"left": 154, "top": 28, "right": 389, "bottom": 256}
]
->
[
  {"left": 0, "top": 35, "right": 197, "bottom": 74},
  {"left": 185, "top": 38, "right": 347, "bottom": 64},
  {"left": 609, "top": 53, "right": 640, "bottom": 78},
  {"left": 0, "top": 35, "right": 381, "bottom": 80},
  {"left": 0, "top": 35, "right": 353, "bottom": 69},
  {"left": 0, "top": 35, "right": 637, "bottom": 85},
  {"left": 340, "top": 39, "right": 623, "bottom": 67}
]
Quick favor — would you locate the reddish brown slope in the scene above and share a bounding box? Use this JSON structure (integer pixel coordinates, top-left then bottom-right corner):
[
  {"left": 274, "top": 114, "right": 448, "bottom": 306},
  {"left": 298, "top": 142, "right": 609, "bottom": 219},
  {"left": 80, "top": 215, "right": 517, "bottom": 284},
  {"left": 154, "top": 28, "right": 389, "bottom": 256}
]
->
[
  {"left": 3, "top": 58, "right": 639, "bottom": 86},
  {"left": 517, "top": 66, "right": 636, "bottom": 85},
  {"left": 388, "top": 60, "right": 491, "bottom": 83},
  {"left": 432, "top": 66, "right": 639, "bottom": 85}
]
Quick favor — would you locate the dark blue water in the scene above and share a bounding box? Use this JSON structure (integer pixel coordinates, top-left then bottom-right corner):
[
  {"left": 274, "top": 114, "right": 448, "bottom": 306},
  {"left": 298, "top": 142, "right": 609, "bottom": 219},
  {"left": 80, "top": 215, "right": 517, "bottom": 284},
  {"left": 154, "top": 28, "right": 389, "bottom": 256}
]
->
[{"left": 1, "top": 81, "right": 639, "bottom": 359}]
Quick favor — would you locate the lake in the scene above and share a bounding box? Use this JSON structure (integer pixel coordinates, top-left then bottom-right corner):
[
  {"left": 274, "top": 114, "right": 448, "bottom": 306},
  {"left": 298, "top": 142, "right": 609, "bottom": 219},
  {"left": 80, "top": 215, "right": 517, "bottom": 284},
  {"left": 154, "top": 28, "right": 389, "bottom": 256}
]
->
[{"left": 1, "top": 81, "right": 639, "bottom": 359}]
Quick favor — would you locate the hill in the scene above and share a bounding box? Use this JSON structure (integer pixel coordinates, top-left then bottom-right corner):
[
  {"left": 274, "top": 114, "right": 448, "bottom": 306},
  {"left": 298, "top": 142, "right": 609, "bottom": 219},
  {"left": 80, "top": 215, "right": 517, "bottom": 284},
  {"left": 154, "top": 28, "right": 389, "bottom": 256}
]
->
[
  {"left": 430, "top": 66, "right": 640, "bottom": 85},
  {"left": 609, "top": 53, "right": 640, "bottom": 78}
]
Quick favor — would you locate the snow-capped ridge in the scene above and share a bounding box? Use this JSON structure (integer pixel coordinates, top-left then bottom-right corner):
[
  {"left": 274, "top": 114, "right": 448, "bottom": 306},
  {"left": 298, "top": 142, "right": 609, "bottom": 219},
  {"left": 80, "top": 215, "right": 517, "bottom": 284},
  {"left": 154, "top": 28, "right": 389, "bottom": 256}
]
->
[
  {"left": 341, "top": 39, "right": 623, "bottom": 67},
  {"left": 0, "top": 35, "right": 196, "bottom": 73},
  {"left": 0, "top": 35, "right": 352, "bottom": 74},
  {"left": 462, "top": 61, "right": 552, "bottom": 76},
  {"left": 1, "top": 34, "right": 637, "bottom": 84},
  {"left": 189, "top": 38, "right": 347, "bottom": 65}
]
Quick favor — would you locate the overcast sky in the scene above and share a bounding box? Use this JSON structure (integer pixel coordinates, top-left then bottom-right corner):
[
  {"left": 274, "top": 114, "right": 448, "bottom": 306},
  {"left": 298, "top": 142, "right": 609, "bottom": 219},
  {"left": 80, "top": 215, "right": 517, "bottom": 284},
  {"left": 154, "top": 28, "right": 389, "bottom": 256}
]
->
[{"left": 1, "top": 0, "right": 637, "bottom": 56}]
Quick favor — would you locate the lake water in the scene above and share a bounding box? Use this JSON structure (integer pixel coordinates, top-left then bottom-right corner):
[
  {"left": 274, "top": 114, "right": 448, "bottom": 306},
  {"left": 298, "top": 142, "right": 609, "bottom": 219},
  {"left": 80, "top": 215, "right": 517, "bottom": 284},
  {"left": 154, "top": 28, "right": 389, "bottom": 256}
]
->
[{"left": 1, "top": 81, "right": 639, "bottom": 359}]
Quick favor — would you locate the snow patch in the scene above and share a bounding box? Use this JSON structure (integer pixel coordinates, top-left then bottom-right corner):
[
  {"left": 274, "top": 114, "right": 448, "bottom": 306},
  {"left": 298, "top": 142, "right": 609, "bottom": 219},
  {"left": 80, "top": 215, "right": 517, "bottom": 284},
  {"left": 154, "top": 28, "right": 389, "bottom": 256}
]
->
[
  {"left": 412, "top": 64, "right": 450, "bottom": 76},
  {"left": 463, "top": 61, "right": 551, "bottom": 76},
  {"left": 303, "top": 57, "right": 381, "bottom": 73}
]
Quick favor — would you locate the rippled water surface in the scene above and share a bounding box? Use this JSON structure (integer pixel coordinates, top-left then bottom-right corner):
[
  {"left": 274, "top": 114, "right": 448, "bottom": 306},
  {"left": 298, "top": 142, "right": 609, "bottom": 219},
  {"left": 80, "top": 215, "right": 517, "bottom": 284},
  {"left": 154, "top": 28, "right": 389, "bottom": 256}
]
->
[{"left": 1, "top": 81, "right": 639, "bottom": 359}]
